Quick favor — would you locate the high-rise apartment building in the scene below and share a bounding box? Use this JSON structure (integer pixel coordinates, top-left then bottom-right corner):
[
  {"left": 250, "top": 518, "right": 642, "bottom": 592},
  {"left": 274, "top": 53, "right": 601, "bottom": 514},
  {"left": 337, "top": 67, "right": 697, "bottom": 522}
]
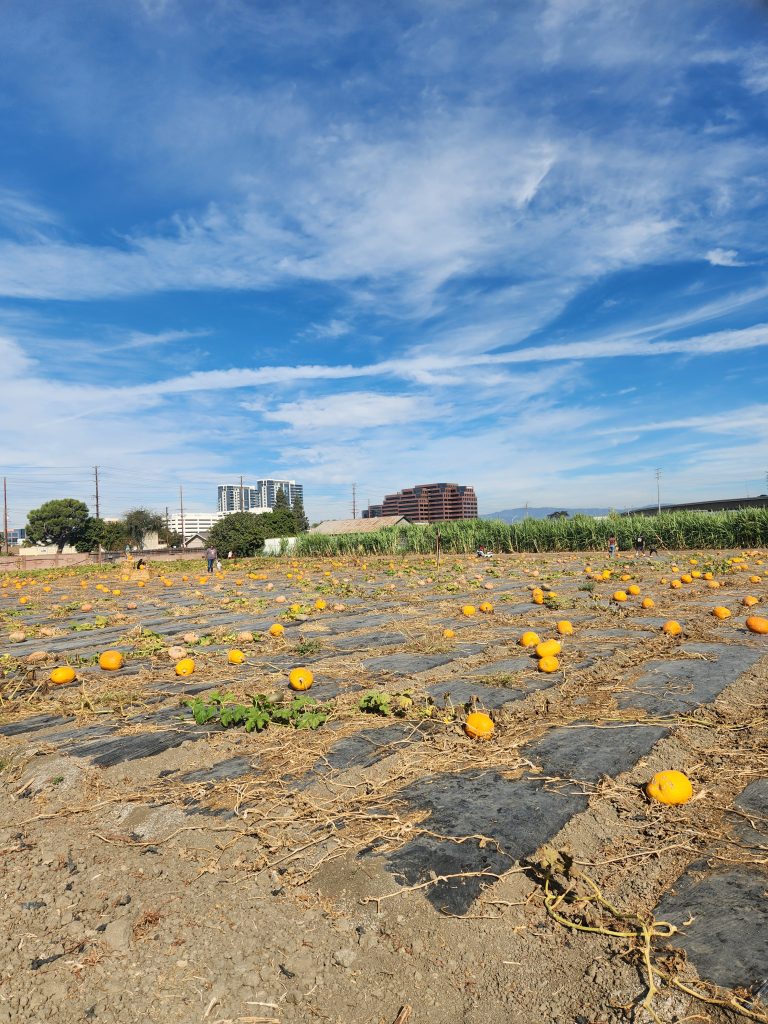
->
[
  {"left": 218, "top": 480, "right": 303, "bottom": 512},
  {"left": 255, "top": 479, "right": 303, "bottom": 508},
  {"left": 381, "top": 482, "right": 478, "bottom": 522},
  {"left": 218, "top": 484, "right": 261, "bottom": 512}
]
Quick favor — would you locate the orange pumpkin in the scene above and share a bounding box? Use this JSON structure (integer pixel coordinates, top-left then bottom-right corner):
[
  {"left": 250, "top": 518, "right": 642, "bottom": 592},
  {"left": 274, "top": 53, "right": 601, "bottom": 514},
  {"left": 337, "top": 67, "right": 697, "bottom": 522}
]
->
[
  {"left": 478, "top": 602, "right": 494, "bottom": 614},
  {"left": 464, "top": 711, "right": 494, "bottom": 739},
  {"left": 712, "top": 607, "right": 731, "bottom": 620},
  {"left": 662, "top": 621, "right": 682, "bottom": 637},
  {"left": 556, "top": 621, "right": 573, "bottom": 635},
  {"left": 288, "top": 667, "right": 314, "bottom": 691},
  {"left": 518, "top": 631, "right": 541, "bottom": 648},
  {"left": 268, "top": 623, "right": 285, "bottom": 638},
  {"left": 645, "top": 770, "right": 693, "bottom": 805},
  {"left": 175, "top": 657, "right": 195, "bottom": 677},
  {"left": 227, "top": 649, "right": 246, "bottom": 665},
  {"left": 535, "top": 639, "right": 561, "bottom": 658},
  {"left": 50, "top": 666, "right": 76, "bottom": 685},
  {"left": 98, "top": 650, "right": 124, "bottom": 671},
  {"left": 538, "top": 655, "right": 560, "bottom": 673},
  {"left": 745, "top": 615, "right": 768, "bottom": 635}
]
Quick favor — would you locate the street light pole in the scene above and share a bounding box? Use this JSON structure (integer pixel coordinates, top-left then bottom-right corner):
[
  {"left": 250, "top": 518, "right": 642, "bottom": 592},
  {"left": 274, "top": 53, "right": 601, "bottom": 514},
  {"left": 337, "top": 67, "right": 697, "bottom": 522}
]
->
[{"left": 655, "top": 468, "right": 661, "bottom": 515}]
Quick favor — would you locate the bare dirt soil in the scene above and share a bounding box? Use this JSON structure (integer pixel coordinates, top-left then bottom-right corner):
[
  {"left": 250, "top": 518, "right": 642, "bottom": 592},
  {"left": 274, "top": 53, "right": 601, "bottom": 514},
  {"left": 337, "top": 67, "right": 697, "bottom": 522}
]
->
[{"left": 1, "top": 550, "right": 766, "bottom": 1024}]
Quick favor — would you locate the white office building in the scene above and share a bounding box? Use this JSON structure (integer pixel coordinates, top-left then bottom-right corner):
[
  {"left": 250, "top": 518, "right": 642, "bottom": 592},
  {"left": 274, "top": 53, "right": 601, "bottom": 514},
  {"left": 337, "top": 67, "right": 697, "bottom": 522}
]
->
[
  {"left": 168, "top": 508, "right": 271, "bottom": 542},
  {"left": 218, "top": 479, "right": 303, "bottom": 512}
]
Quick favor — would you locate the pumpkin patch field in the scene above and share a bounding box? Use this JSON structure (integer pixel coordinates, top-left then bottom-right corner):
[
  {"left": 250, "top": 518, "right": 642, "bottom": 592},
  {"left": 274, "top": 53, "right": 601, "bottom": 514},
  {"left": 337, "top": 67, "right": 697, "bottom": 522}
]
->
[{"left": 0, "top": 549, "right": 766, "bottom": 1024}]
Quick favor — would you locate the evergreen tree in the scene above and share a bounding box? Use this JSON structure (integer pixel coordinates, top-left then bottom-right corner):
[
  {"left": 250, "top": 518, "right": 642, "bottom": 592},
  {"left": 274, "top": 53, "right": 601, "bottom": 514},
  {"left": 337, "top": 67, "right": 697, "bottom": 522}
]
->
[
  {"left": 273, "top": 485, "right": 290, "bottom": 511},
  {"left": 123, "top": 508, "right": 164, "bottom": 548},
  {"left": 208, "top": 512, "right": 268, "bottom": 556},
  {"left": 26, "top": 498, "right": 91, "bottom": 552},
  {"left": 291, "top": 493, "right": 309, "bottom": 533}
]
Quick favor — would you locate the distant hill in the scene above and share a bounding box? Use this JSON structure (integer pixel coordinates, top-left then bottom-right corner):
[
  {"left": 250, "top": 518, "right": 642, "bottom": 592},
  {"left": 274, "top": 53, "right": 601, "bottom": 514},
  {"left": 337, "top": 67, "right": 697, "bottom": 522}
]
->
[{"left": 482, "top": 507, "right": 611, "bottom": 523}]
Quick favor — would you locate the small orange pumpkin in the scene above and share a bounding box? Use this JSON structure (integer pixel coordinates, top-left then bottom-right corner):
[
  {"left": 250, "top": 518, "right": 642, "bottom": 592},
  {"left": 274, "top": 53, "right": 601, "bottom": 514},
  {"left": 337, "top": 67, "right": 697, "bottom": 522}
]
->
[
  {"left": 538, "top": 655, "right": 560, "bottom": 673},
  {"left": 268, "top": 623, "right": 285, "bottom": 637},
  {"left": 175, "top": 657, "right": 195, "bottom": 677},
  {"left": 712, "top": 607, "right": 731, "bottom": 620},
  {"left": 288, "top": 667, "right": 314, "bottom": 691},
  {"left": 535, "top": 639, "right": 561, "bottom": 659},
  {"left": 98, "top": 650, "right": 124, "bottom": 671},
  {"left": 662, "top": 621, "right": 682, "bottom": 637},
  {"left": 518, "top": 631, "right": 540, "bottom": 648},
  {"left": 645, "top": 770, "right": 693, "bottom": 805},
  {"left": 745, "top": 615, "right": 768, "bottom": 635},
  {"left": 50, "top": 666, "right": 76, "bottom": 685},
  {"left": 464, "top": 711, "right": 494, "bottom": 739}
]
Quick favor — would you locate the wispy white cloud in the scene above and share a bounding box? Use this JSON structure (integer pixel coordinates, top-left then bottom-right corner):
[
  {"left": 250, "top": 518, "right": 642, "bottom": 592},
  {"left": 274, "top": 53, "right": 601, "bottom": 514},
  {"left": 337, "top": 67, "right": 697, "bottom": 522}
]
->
[
  {"left": 706, "top": 247, "right": 748, "bottom": 267},
  {"left": 261, "top": 391, "right": 438, "bottom": 433}
]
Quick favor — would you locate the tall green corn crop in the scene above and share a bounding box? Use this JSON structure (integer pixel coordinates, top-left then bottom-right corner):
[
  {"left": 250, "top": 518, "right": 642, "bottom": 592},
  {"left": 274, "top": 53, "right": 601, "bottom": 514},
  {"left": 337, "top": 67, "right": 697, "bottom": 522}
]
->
[{"left": 293, "top": 510, "right": 768, "bottom": 557}]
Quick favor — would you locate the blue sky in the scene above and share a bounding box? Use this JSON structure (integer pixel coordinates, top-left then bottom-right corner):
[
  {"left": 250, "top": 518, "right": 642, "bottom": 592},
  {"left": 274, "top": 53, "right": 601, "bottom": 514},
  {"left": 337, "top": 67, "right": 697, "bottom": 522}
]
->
[{"left": 2, "top": 0, "right": 768, "bottom": 526}]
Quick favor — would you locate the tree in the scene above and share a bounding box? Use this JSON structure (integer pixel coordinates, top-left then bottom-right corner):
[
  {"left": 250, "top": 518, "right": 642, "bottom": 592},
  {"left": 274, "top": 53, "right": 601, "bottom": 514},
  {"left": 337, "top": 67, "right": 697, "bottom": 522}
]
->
[
  {"left": 26, "top": 499, "right": 91, "bottom": 552},
  {"left": 74, "top": 517, "right": 107, "bottom": 553},
  {"left": 123, "top": 508, "right": 164, "bottom": 549},
  {"left": 274, "top": 486, "right": 290, "bottom": 511},
  {"left": 207, "top": 512, "right": 268, "bottom": 557},
  {"left": 266, "top": 506, "right": 296, "bottom": 537},
  {"left": 291, "top": 493, "right": 309, "bottom": 533},
  {"left": 101, "top": 520, "right": 129, "bottom": 551}
]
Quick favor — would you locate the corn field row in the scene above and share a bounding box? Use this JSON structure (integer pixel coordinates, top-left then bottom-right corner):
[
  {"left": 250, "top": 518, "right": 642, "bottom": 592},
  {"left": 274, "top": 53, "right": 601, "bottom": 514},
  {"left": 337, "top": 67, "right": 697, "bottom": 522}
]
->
[{"left": 294, "top": 509, "right": 768, "bottom": 556}]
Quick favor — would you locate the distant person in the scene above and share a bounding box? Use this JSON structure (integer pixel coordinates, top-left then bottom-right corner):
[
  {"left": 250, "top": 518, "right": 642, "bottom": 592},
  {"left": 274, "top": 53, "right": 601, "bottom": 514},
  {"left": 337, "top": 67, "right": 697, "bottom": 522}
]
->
[
  {"left": 608, "top": 535, "right": 617, "bottom": 557},
  {"left": 205, "top": 545, "right": 217, "bottom": 573},
  {"left": 227, "top": 550, "right": 234, "bottom": 559},
  {"left": 635, "top": 535, "right": 645, "bottom": 555}
]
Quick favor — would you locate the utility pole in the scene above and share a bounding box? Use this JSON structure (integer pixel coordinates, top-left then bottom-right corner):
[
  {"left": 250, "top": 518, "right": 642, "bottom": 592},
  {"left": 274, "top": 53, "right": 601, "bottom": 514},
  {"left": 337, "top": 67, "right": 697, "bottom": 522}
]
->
[
  {"left": 351, "top": 483, "right": 357, "bottom": 520},
  {"left": 94, "top": 468, "right": 101, "bottom": 524},
  {"left": 524, "top": 501, "right": 529, "bottom": 520},
  {"left": 3, "top": 477, "right": 9, "bottom": 555},
  {"left": 655, "top": 468, "right": 662, "bottom": 515},
  {"left": 92, "top": 466, "right": 103, "bottom": 563},
  {"left": 239, "top": 474, "right": 244, "bottom": 512},
  {"left": 179, "top": 485, "right": 185, "bottom": 548}
]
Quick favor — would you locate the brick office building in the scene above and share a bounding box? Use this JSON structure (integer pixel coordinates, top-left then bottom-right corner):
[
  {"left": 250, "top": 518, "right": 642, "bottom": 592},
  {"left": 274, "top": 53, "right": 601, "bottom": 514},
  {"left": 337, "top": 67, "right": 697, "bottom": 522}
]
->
[{"left": 380, "top": 482, "right": 478, "bottom": 522}]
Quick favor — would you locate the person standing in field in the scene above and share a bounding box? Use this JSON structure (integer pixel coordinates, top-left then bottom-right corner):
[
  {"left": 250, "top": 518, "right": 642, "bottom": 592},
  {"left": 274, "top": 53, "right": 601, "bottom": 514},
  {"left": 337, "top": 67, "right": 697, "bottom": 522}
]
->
[
  {"left": 608, "top": 534, "right": 617, "bottom": 557},
  {"left": 205, "top": 545, "right": 217, "bottom": 573}
]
